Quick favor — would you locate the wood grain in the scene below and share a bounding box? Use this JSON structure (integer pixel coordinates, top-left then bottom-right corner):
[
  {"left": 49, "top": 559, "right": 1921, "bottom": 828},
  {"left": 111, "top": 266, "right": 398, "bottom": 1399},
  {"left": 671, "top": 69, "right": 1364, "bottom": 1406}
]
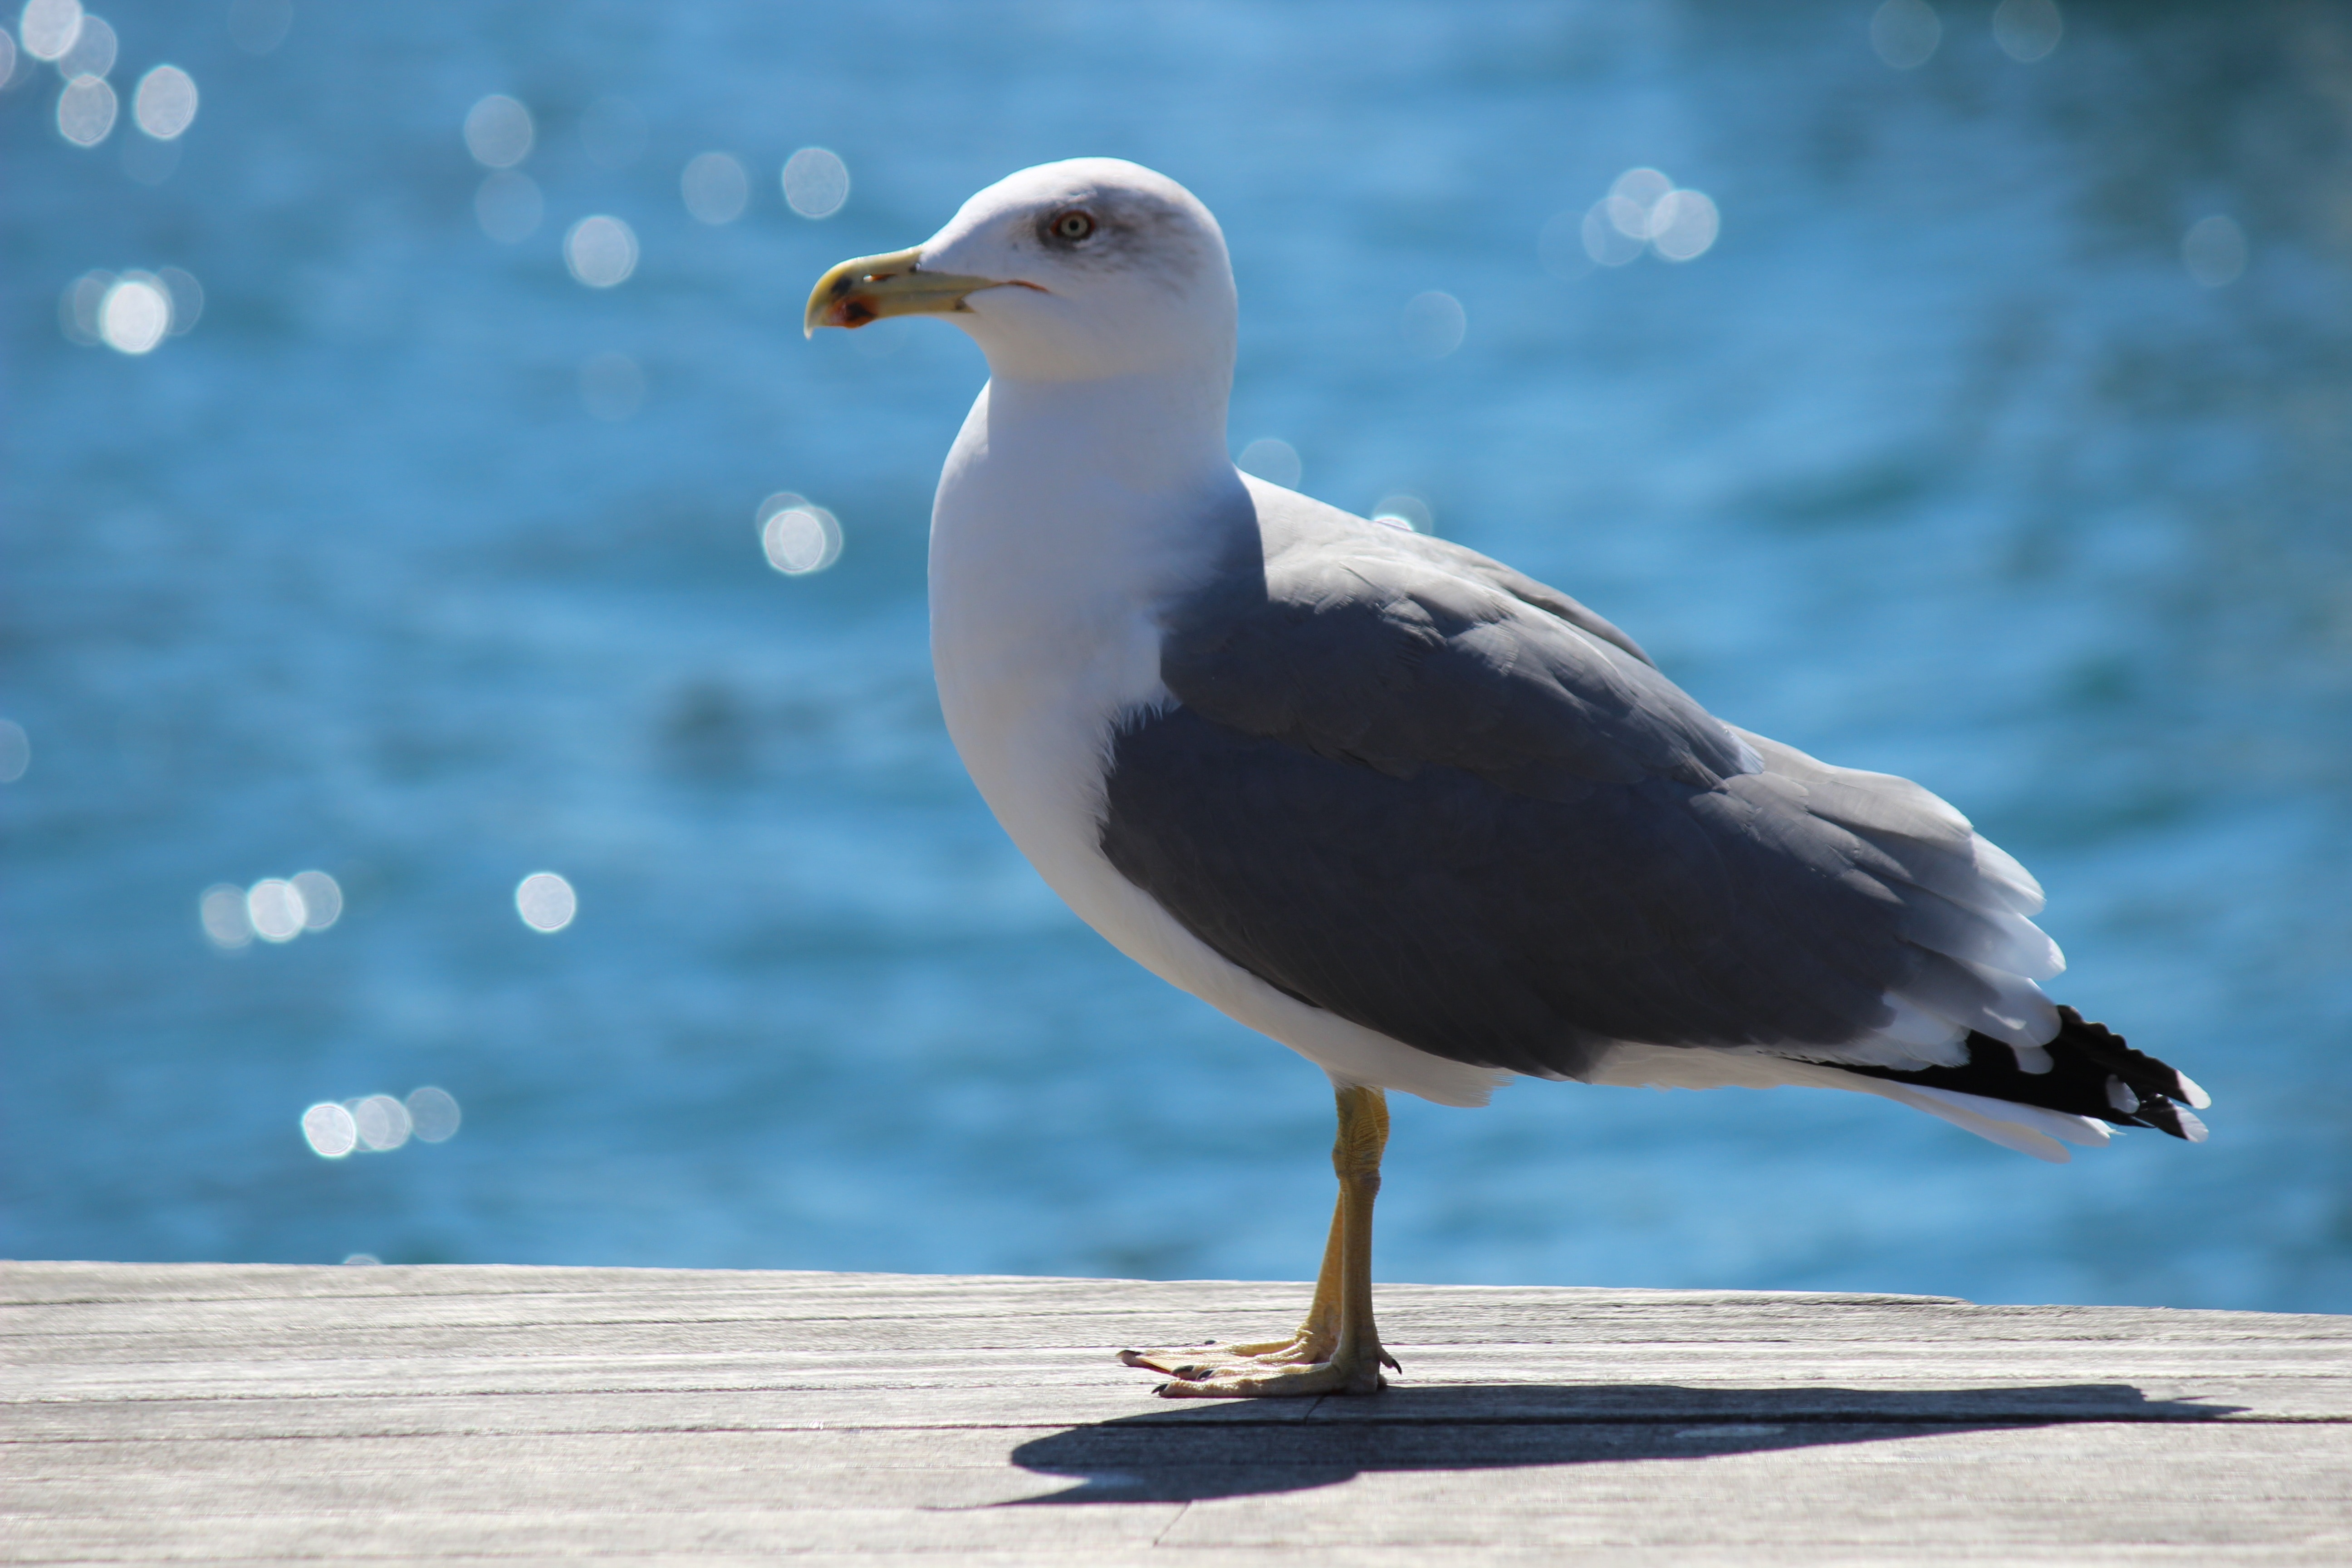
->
[{"left": 5, "top": 1262, "right": 2347, "bottom": 1563}]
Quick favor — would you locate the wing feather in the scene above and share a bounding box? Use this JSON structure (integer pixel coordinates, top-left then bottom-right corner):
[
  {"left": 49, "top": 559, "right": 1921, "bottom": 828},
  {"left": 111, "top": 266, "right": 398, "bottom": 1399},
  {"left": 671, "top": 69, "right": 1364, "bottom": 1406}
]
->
[{"left": 1103, "top": 487, "right": 2061, "bottom": 1078}]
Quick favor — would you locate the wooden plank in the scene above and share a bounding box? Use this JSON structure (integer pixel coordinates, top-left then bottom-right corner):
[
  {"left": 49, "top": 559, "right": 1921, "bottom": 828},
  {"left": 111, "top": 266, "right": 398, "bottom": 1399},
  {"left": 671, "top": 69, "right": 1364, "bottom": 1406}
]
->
[{"left": 4, "top": 1262, "right": 2349, "bottom": 1564}]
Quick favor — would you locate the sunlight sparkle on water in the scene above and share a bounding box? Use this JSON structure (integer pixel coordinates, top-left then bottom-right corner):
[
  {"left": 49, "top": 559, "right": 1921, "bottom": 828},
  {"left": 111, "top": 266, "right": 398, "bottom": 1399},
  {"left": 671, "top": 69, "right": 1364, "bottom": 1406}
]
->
[
  {"left": 758, "top": 493, "right": 843, "bottom": 575},
  {"left": 157, "top": 266, "right": 201, "bottom": 333},
  {"left": 1870, "top": 0, "right": 1942, "bottom": 68},
  {"left": 1399, "top": 290, "right": 1466, "bottom": 358},
  {"left": 1583, "top": 168, "right": 1720, "bottom": 265},
  {"left": 98, "top": 274, "right": 168, "bottom": 353},
  {"left": 246, "top": 878, "right": 305, "bottom": 942},
  {"left": 60, "top": 271, "right": 109, "bottom": 342},
  {"left": 1993, "top": 0, "right": 2062, "bottom": 63},
  {"left": 463, "top": 93, "right": 532, "bottom": 168},
  {"left": 199, "top": 884, "right": 250, "bottom": 949},
  {"left": 19, "top": 0, "right": 82, "bottom": 62},
  {"left": 1648, "top": 191, "right": 1720, "bottom": 261},
  {"left": 302, "top": 1102, "right": 357, "bottom": 1157},
  {"left": 564, "top": 216, "right": 637, "bottom": 287},
  {"left": 69, "top": 265, "right": 209, "bottom": 346},
  {"left": 407, "top": 1087, "right": 461, "bottom": 1143},
  {"left": 132, "top": 64, "right": 196, "bottom": 138},
  {"left": 516, "top": 871, "right": 577, "bottom": 931},
  {"left": 681, "top": 151, "right": 748, "bottom": 225},
  {"left": 290, "top": 870, "right": 342, "bottom": 930},
  {"left": 1371, "top": 495, "right": 1433, "bottom": 533},
  {"left": 302, "top": 1088, "right": 458, "bottom": 1159},
  {"left": 1237, "top": 437, "right": 1301, "bottom": 490},
  {"left": 54, "top": 10, "right": 109, "bottom": 77},
  {"left": 56, "top": 72, "right": 114, "bottom": 144},
  {"left": 2184, "top": 216, "right": 2247, "bottom": 288},
  {"left": 201, "top": 871, "right": 339, "bottom": 947},
  {"left": 783, "top": 147, "right": 848, "bottom": 218},
  {"left": 352, "top": 1094, "right": 412, "bottom": 1151}
]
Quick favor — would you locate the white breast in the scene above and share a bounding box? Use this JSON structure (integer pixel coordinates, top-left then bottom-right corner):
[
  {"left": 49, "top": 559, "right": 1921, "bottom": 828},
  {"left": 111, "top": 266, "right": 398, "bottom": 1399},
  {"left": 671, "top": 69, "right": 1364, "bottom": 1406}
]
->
[{"left": 927, "top": 383, "right": 1508, "bottom": 1108}]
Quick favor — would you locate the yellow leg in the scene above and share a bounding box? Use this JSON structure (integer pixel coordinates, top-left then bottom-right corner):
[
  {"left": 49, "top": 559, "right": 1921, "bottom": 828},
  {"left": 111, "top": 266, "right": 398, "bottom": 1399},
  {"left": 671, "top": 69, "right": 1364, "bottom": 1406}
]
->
[{"left": 1118, "top": 1085, "right": 1397, "bottom": 1397}]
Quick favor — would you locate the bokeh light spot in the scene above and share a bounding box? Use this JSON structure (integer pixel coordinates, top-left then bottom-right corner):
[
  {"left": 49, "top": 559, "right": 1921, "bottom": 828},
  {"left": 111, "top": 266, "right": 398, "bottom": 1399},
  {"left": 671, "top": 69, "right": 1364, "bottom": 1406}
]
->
[
  {"left": 1581, "top": 202, "right": 1643, "bottom": 267},
  {"left": 56, "top": 72, "right": 115, "bottom": 145},
  {"left": 782, "top": 147, "right": 848, "bottom": 218},
  {"left": 1649, "top": 189, "right": 1720, "bottom": 261},
  {"left": 0, "top": 718, "right": 28, "bottom": 782},
  {"left": 516, "top": 871, "right": 577, "bottom": 931},
  {"left": 564, "top": 215, "right": 638, "bottom": 287},
  {"left": 59, "top": 270, "right": 109, "bottom": 343},
  {"left": 1871, "top": 0, "right": 1941, "bottom": 67},
  {"left": 759, "top": 497, "right": 843, "bottom": 574},
  {"left": 1371, "top": 495, "right": 1433, "bottom": 534},
  {"left": 225, "top": 0, "right": 290, "bottom": 55},
  {"left": 580, "top": 351, "right": 646, "bottom": 421},
  {"left": 681, "top": 150, "right": 747, "bottom": 225},
  {"left": 1399, "top": 290, "right": 1466, "bottom": 358},
  {"left": 1584, "top": 170, "right": 1720, "bottom": 265},
  {"left": 132, "top": 64, "right": 196, "bottom": 138},
  {"left": 302, "top": 1102, "right": 357, "bottom": 1158},
  {"left": 200, "top": 884, "right": 252, "bottom": 949},
  {"left": 463, "top": 93, "right": 532, "bottom": 168},
  {"left": 2183, "top": 216, "right": 2246, "bottom": 288},
  {"left": 291, "top": 869, "right": 342, "bottom": 930},
  {"left": 20, "top": 0, "right": 83, "bottom": 62},
  {"left": 55, "top": 10, "right": 110, "bottom": 77},
  {"left": 1992, "top": 0, "right": 2062, "bottom": 62},
  {"left": 1237, "top": 437, "right": 1302, "bottom": 490},
  {"left": 157, "top": 266, "right": 202, "bottom": 333},
  {"left": 406, "top": 1086, "right": 461, "bottom": 1142},
  {"left": 1610, "top": 168, "right": 1673, "bottom": 232},
  {"left": 246, "top": 878, "right": 306, "bottom": 942},
  {"left": 98, "top": 274, "right": 168, "bottom": 353},
  {"left": 352, "top": 1094, "right": 412, "bottom": 1152},
  {"left": 474, "top": 169, "right": 541, "bottom": 244}
]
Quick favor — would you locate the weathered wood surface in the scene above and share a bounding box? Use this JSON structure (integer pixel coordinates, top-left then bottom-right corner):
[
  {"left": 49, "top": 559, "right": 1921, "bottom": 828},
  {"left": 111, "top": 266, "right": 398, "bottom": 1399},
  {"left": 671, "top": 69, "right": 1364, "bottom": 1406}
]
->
[{"left": 5, "top": 1262, "right": 2349, "bottom": 1563}]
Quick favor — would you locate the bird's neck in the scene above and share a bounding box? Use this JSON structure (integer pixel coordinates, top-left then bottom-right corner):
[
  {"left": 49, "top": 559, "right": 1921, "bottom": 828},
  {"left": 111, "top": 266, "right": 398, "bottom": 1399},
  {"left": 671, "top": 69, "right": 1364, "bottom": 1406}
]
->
[
  {"left": 931, "top": 365, "right": 1251, "bottom": 615},
  {"left": 977, "top": 367, "right": 1235, "bottom": 495},
  {"left": 928, "top": 362, "right": 1253, "bottom": 790}
]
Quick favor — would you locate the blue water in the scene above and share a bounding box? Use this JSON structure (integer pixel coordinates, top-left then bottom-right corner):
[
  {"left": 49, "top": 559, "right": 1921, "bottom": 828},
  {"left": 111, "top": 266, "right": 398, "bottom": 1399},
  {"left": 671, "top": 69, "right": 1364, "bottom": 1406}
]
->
[{"left": 7, "top": 1, "right": 2352, "bottom": 1311}]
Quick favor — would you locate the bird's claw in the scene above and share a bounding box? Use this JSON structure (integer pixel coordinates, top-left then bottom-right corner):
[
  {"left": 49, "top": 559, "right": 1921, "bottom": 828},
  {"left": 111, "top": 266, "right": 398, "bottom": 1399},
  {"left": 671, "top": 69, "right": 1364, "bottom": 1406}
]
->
[
  {"left": 1151, "top": 1351, "right": 1388, "bottom": 1398},
  {"left": 1117, "top": 1332, "right": 1391, "bottom": 1396}
]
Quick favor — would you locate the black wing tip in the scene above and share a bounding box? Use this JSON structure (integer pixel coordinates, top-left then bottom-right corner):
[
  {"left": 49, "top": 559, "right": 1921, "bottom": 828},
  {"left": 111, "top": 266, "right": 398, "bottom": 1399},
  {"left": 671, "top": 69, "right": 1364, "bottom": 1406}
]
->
[
  {"left": 2048, "top": 1006, "right": 2211, "bottom": 1140},
  {"left": 1839, "top": 1007, "right": 2210, "bottom": 1144}
]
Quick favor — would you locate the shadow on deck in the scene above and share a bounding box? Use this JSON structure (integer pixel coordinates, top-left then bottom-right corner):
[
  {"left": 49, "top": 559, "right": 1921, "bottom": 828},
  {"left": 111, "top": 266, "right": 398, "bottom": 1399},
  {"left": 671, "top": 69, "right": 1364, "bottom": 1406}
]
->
[{"left": 1009, "top": 1382, "right": 2240, "bottom": 1503}]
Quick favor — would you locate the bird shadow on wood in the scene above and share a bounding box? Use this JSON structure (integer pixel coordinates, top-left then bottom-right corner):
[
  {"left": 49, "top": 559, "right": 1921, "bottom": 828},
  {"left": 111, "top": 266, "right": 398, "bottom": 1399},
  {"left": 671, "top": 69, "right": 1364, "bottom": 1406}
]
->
[{"left": 1004, "top": 1383, "right": 2241, "bottom": 1504}]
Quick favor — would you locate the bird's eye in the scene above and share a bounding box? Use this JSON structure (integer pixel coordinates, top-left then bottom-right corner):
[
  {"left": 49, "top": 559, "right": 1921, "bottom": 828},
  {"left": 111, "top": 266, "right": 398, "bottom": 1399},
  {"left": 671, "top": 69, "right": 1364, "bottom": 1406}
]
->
[{"left": 1048, "top": 209, "right": 1096, "bottom": 242}]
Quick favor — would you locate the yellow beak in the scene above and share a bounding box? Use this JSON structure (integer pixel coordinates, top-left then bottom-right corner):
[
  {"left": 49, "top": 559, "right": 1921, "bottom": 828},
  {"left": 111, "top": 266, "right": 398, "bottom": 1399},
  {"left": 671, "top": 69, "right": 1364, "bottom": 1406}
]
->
[{"left": 804, "top": 247, "right": 1009, "bottom": 337}]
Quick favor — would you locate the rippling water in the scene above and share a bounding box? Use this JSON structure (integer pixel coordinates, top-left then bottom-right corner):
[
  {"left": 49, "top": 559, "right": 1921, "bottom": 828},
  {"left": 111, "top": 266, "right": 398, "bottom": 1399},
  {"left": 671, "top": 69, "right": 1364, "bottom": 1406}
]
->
[{"left": 7, "top": 0, "right": 2351, "bottom": 1311}]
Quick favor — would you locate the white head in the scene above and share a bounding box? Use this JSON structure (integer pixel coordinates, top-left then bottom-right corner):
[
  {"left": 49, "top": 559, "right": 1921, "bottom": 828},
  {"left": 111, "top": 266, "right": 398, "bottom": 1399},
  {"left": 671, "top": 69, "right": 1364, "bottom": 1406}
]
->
[{"left": 807, "top": 159, "right": 1236, "bottom": 386}]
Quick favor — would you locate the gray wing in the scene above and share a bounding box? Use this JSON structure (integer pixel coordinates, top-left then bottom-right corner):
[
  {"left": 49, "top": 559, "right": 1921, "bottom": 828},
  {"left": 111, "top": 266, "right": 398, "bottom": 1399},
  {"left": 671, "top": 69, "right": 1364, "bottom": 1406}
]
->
[{"left": 1098, "top": 491, "right": 2056, "bottom": 1080}]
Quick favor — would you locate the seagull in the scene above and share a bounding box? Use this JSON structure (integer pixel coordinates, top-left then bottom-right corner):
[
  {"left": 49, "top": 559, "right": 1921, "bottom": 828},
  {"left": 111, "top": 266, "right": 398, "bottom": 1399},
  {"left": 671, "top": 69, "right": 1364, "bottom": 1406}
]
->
[{"left": 805, "top": 158, "right": 2210, "bottom": 1399}]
